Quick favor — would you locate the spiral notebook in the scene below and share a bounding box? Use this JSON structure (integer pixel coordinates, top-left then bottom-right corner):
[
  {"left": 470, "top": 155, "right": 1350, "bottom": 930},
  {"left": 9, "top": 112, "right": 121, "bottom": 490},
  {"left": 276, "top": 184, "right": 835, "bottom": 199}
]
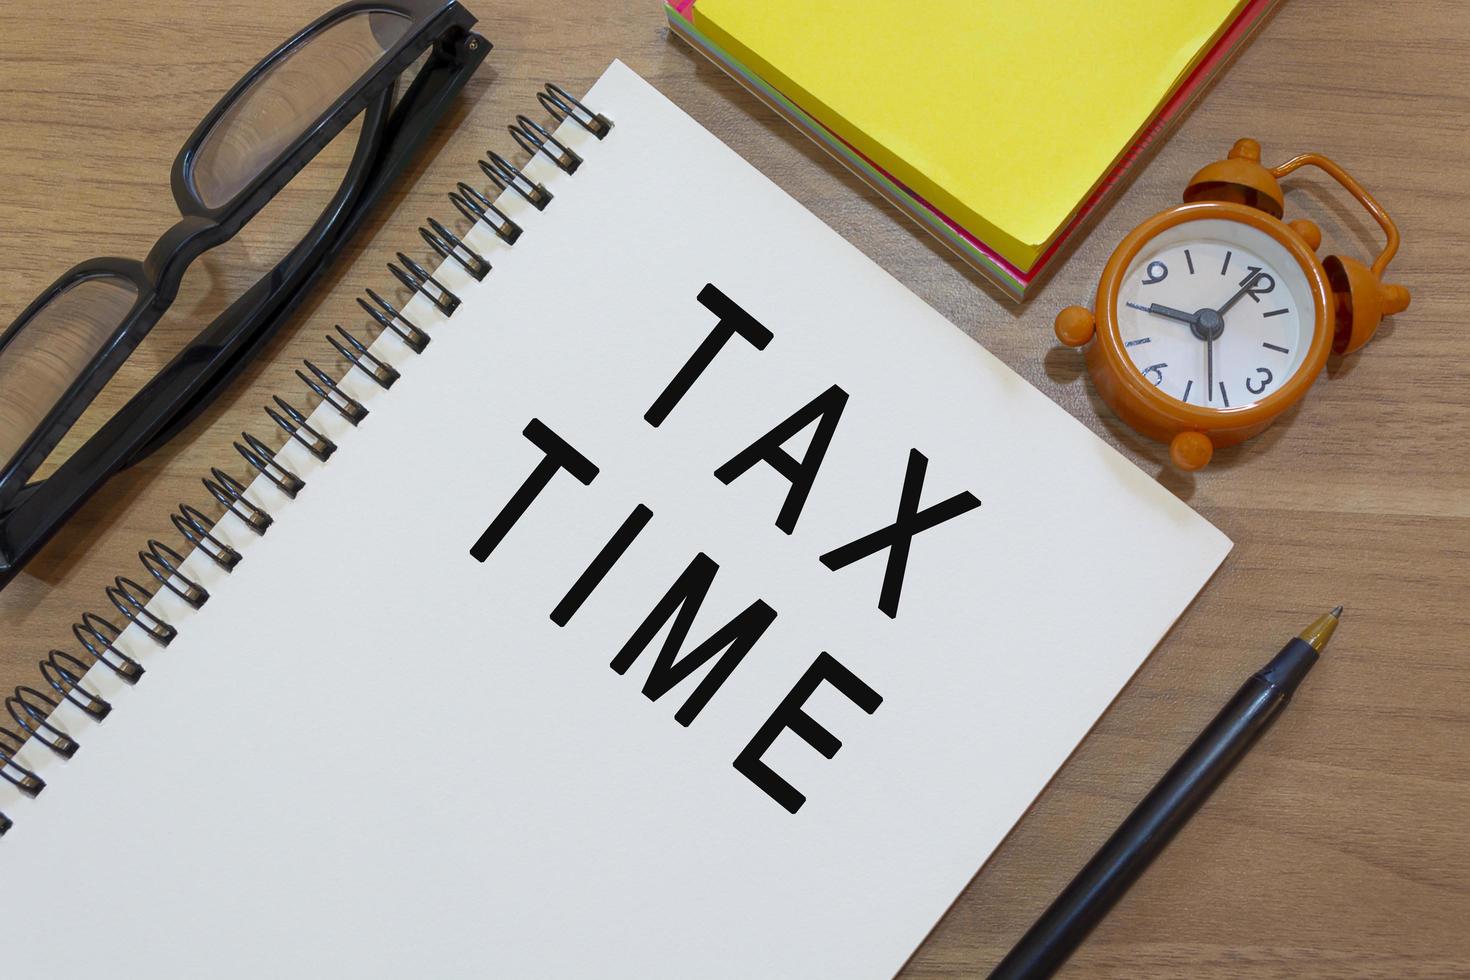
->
[{"left": 0, "top": 61, "right": 1230, "bottom": 978}]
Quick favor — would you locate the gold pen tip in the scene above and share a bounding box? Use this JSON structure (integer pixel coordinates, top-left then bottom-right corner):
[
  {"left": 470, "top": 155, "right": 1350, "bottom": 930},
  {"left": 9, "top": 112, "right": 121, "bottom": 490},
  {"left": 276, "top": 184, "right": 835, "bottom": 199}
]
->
[{"left": 1299, "top": 606, "right": 1343, "bottom": 653}]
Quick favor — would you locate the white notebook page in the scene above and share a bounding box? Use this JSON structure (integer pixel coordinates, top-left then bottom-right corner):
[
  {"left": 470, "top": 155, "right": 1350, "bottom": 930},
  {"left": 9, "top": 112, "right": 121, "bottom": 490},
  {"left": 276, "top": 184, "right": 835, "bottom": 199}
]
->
[{"left": 0, "top": 61, "right": 1229, "bottom": 978}]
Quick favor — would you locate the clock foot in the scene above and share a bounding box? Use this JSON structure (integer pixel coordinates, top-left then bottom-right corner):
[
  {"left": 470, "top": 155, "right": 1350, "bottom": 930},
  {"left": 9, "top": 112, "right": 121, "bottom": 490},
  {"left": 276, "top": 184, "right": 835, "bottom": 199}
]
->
[
  {"left": 1054, "top": 306, "right": 1095, "bottom": 347},
  {"left": 1170, "top": 431, "right": 1214, "bottom": 471}
]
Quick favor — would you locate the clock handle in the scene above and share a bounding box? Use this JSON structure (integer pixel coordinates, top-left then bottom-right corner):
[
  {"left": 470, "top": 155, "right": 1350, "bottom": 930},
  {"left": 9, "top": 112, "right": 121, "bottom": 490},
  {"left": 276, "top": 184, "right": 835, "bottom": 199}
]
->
[
  {"left": 1270, "top": 152, "right": 1410, "bottom": 354},
  {"left": 1269, "top": 152, "right": 1400, "bottom": 279}
]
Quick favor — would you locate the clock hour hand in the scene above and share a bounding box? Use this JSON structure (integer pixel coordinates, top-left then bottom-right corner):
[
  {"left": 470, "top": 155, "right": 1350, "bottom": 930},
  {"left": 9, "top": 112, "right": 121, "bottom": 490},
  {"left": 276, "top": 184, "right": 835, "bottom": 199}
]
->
[{"left": 1125, "top": 302, "right": 1199, "bottom": 325}]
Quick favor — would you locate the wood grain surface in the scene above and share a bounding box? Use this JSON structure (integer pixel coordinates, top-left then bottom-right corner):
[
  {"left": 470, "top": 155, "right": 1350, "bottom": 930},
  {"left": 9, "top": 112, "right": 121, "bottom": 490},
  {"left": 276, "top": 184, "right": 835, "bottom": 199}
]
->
[{"left": 1, "top": 1, "right": 1466, "bottom": 976}]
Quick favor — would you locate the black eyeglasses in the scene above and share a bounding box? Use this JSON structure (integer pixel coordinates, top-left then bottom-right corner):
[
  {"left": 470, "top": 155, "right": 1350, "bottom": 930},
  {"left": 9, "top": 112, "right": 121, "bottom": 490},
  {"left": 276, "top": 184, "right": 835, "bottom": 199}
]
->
[{"left": 0, "top": 0, "right": 487, "bottom": 591}]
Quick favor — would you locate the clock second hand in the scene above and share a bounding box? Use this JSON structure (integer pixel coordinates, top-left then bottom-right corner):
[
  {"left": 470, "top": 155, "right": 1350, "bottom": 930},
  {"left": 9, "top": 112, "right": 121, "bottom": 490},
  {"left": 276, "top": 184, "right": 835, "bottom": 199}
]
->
[{"left": 1207, "top": 336, "right": 1214, "bottom": 403}]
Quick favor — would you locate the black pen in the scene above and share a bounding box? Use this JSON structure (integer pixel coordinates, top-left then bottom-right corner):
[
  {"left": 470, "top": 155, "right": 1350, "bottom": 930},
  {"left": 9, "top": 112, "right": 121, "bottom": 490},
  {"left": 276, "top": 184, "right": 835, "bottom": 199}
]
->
[{"left": 990, "top": 606, "right": 1342, "bottom": 979}]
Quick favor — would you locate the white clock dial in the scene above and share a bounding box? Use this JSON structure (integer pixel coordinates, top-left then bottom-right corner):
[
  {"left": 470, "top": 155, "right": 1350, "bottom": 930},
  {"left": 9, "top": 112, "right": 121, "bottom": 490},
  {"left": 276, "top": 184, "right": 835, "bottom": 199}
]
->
[{"left": 1116, "top": 217, "right": 1316, "bottom": 409}]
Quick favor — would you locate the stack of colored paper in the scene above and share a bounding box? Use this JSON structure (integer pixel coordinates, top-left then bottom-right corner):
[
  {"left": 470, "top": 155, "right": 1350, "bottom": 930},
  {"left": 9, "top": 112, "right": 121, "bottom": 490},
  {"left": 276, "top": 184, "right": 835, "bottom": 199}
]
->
[{"left": 666, "top": 0, "right": 1279, "bottom": 300}]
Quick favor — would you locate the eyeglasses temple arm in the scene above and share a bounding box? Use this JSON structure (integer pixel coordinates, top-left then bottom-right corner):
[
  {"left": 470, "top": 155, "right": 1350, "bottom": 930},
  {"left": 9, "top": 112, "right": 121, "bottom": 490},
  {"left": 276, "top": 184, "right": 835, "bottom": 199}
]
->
[{"left": 130, "top": 30, "right": 489, "bottom": 461}]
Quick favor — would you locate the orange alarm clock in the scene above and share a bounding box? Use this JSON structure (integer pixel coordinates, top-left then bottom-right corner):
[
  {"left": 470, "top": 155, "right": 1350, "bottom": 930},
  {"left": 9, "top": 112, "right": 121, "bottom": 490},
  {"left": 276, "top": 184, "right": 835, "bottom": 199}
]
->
[{"left": 1055, "top": 138, "right": 1409, "bottom": 471}]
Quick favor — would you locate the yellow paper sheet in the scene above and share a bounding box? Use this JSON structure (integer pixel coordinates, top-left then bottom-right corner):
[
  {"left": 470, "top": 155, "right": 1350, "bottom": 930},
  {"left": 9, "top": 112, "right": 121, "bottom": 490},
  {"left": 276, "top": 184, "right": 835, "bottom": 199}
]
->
[{"left": 693, "top": 0, "right": 1246, "bottom": 269}]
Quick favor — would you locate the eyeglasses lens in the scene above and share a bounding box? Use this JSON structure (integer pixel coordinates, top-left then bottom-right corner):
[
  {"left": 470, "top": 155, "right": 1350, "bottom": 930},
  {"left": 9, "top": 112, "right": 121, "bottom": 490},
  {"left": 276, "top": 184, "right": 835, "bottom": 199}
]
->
[
  {"left": 0, "top": 275, "right": 139, "bottom": 475},
  {"left": 189, "top": 11, "right": 413, "bottom": 209}
]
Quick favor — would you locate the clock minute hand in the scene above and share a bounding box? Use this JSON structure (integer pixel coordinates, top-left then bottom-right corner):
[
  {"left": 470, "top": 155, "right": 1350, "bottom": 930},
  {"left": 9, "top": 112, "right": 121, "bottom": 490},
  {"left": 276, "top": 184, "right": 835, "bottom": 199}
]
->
[
  {"left": 1216, "top": 271, "right": 1267, "bottom": 317},
  {"left": 1125, "top": 302, "right": 1199, "bottom": 325}
]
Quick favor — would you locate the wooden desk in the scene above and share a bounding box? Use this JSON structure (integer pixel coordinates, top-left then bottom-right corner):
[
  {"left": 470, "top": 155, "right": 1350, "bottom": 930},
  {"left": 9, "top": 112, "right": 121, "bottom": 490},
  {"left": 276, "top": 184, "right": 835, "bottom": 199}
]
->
[{"left": 2, "top": 1, "right": 1465, "bottom": 975}]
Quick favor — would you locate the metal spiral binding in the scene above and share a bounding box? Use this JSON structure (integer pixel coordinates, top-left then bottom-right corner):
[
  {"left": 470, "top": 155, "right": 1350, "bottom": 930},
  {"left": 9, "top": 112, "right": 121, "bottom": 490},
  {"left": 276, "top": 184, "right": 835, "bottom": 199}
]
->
[
  {"left": 72, "top": 613, "right": 144, "bottom": 684},
  {"left": 511, "top": 114, "right": 582, "bottom": 174},
  {"left": 140, "top": 539, "right": 209, "bottom": 608},
  {"left": 449, "top": 182, "right": 521, "bottom": 245},
  {"left": 421, "top": 218, "right": 490, "bottom": 281},
  {"left": 328, "top": 324, "right": 400, "bottom": 390},
  {"left": 105, "top": 576, "right": 177, "bottom": 646},
  {"left": 173, "top": 503, "right": 243, "bottom": 569},
  {"left": 538, "top": 82, "right": 613, "bottom": 139},
  {"left": 389, "top": 252, "right": 460, "bottom": 316},
  {"left": 360, "top": 289, "right": 430, "bottom": 353},
  {"left": 204, "top": 467, "right": 275, "bottom": 534},
  {"left": 1, "top": 726, "right": 44, "bottom": 798},
  {"left": 266, "top": 397, "right": 338, "bottom": 462},
  {"left": 299, "top": 360, "right": 369, "bottom": 425},
  {"left": 1, "top": 80, "right": 609, "bottom": 835},
  {"left": 236, "top": 432, "right": 307, "bottom": 498},
  {"left": 481, "top": 152, "right": 552, "bottom": 211},
  {"left": 6, "top": 687, "right": 79, "bottom": 759},
  {"left": 39, "top": 650, "right": 112, "bottom": 721}
]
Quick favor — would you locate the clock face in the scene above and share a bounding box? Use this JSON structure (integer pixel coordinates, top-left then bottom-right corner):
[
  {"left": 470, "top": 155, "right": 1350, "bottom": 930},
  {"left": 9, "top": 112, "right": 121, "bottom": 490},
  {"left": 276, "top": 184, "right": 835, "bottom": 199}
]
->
[{"left": 1116, "top": 217, "right": 1318, "bottom": 410}]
